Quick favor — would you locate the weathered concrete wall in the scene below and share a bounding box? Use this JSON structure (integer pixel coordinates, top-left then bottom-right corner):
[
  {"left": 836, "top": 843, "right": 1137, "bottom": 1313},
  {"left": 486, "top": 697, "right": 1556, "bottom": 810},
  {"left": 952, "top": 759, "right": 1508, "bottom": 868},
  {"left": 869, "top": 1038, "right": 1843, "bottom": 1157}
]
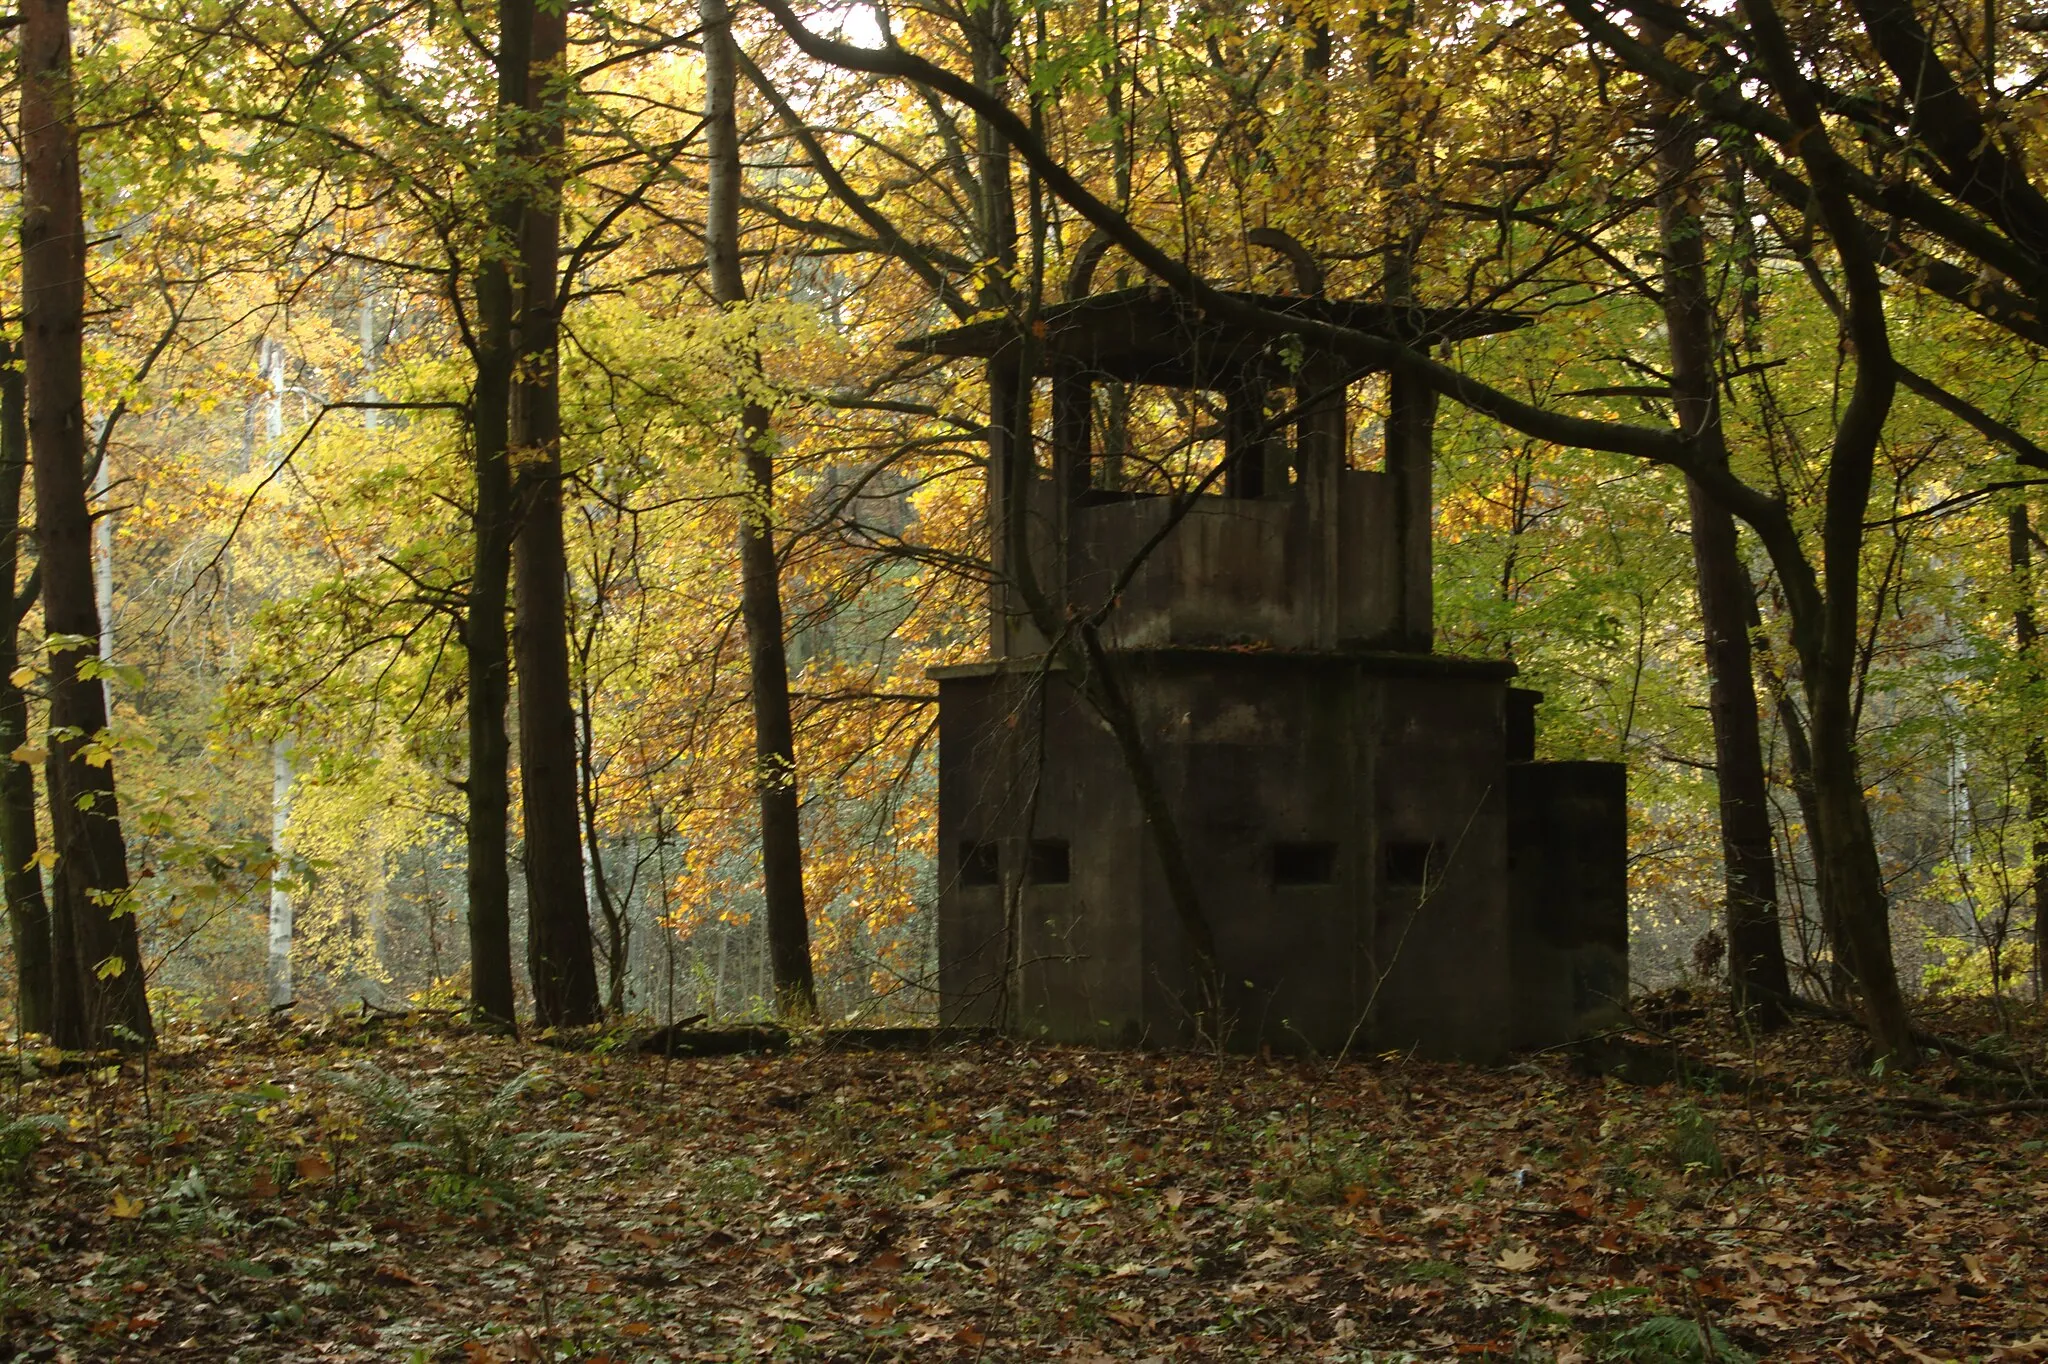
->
[
  {"left": 934, "top": 666, "right": 1149, "bottom": 1042},
  {"left": 1128, "top": 652, "right": 1377, "bottom": 1052},
  {"left": 1338, "top": 471, "right": 1402, "bottom": 647},
  {"left": 1367, "top": 672, "right": 1515, "bottom": 1060},
  {"left": 934, "top": 670, "right": 1020, "bottom": 1029},
  {"left": 935, "top": 650, "right": 1560, "bottom": 1059},
  {"left": 1050, "top": 476, "right": 1402, "bottom": 653},
  {"left": 1070, "top": 496, "right": 1299, "bottom": 648},
  {"left": 1508, "top": 761, "right": 1631, "bottom": 1048}
]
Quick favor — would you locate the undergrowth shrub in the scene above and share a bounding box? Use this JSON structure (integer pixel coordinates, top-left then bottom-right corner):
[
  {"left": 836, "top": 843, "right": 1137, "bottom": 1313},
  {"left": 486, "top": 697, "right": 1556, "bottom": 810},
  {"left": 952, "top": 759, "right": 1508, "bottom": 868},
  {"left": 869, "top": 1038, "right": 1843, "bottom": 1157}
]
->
[
  {"left": 152, "top": 1167, "right": 229, "bottom": 1233},
  {"left": 0, "top": 1115, "right": 64, "bottom": 1185},
  {"left": 1666, "top": 1103, "right": 1724, "bottom": 1176},
  {"left": 1593, "top": 1314, "right": 1754, "bottom": 1363},
  {"left": 328, "top": 1063, "right": 580, "bottom": 1212}
]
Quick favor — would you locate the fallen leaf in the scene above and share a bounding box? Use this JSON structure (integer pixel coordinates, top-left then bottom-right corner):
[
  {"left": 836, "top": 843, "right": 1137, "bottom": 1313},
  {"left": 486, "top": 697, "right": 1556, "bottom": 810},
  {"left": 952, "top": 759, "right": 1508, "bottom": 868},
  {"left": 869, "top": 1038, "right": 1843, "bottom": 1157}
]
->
[
  {"left": 1498, "top": 1245, "right": 1541, "bottom": 1272},
  {"left": 108, "top": 1192, "right": 144, "bottom": 1220}
]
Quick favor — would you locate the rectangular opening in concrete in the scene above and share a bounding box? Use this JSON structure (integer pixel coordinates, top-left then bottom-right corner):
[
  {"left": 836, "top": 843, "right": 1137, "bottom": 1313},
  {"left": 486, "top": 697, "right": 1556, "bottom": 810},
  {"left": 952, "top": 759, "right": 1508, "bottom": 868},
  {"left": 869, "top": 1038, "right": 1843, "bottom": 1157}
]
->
[
  {"left": 1272, "top": 841, "right": 1337, "bottom": 886},
  {"left": 1383, "top": 839, "right": 1439, "bottom": 888},
  {"left": 959, "top": 841, "right": 1000, "bottom": 887},
  {"left": 1028, "top": 839, "right": 1071, "bottom": 885}
]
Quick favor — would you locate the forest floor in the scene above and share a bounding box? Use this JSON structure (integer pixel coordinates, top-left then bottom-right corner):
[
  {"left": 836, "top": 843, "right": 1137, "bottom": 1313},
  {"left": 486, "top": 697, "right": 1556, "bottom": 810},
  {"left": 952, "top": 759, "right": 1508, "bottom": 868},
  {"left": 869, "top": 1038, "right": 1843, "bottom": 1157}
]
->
[{"left": 2, "top": 996, "right": 2047, "bottom": 1363}]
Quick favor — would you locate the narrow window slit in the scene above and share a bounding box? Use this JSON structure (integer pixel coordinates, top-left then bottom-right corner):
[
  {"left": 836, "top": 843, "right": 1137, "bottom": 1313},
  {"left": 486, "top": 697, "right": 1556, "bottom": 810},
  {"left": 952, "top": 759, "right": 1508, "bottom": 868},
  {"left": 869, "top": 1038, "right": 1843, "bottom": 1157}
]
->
[
  {"left": 1273, "top": 841, "right": 1337, "bottom": 886},
  {"left": 1383, "top": 840, "right": 1439, "bottom": 889},
  {"left": 959, "top": 841, "right": 1000, "bottom": 887},
  {"left": 1028, "top": 838, "right": 1070, "bottom": 885}
]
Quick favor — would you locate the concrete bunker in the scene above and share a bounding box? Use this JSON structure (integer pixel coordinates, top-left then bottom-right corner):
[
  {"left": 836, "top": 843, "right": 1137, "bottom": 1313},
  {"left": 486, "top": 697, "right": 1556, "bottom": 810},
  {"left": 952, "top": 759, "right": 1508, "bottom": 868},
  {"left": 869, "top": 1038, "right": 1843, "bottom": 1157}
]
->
[{"left": 910, "top": 263, "right": 1628, "bottom": 1059}]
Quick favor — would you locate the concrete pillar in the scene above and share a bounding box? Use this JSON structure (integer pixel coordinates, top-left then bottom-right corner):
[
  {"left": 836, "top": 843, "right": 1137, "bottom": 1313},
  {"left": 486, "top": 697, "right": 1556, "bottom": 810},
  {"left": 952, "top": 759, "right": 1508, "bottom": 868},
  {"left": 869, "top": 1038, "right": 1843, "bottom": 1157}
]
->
[
  {"left": 985, "top": 354, "right": 1035, "bottom": 658},
  {"left": 1386, "top": 371, "right": 1438, "bottom": 650},
  {"left": 1051, "top": 367, "right": 1091, "bottom": 601},
  {"left": 1297, "top": 362, "right": 1348, "bottom": 649}
]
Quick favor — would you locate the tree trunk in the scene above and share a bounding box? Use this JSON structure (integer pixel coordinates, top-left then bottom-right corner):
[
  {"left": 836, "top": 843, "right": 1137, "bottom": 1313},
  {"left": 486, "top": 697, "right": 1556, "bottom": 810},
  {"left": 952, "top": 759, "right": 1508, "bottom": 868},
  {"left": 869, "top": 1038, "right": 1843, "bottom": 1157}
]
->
[
  {"left": 1771, "top": 683, "right": 1849, "bottom": 999},
  {"left": 512, "top": 0, "right": 601, "bottom": 1029},
  {"left": 266, "top": 741, "right": 293, "bottom": 1009},
  {"left": 465, "top": 352, "right": 516, "bottom": 1027},
  {"left": 1635, "top": 12, "right": 1913, "bottom": 1061},
  {"left": 0, "top": 347, "right": 52, "bottom": 1037},
  {"left": 20, "top": 0, "right": 151, "bottom": 1048},
  {"left": 2012, "top": 503, "right": 2048, "bottom": 1001},
  {"left": 576, "top": 652, "right": 629, "bottom": 1016},
  {"left": 1743, "top": 0, "right": 1917, "bottom": 1065},
  {"left": 463, "top": 0, "right": 530, "bottom": 1030},
  {"left": 1653, "top": 106, "right": 1792, "bottom": 1027},
  {"left": 703, "top": 0, "right": 816, "bottom": 1019},
  {"left": 1806, "top": 680, "right": 1916, "bottom": 1059},
  {"left": 91, "top": 442, "right": 109, "bottom": 671},
  {"left": 1687, "top": 488, "right": 1792, "bottom": 1026}
]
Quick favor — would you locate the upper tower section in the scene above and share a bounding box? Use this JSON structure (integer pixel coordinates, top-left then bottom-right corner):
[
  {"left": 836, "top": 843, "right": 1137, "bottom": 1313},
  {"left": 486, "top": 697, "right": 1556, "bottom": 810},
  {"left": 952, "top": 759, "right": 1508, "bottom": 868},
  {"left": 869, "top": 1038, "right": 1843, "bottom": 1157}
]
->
[{"left": 901, "top": 280, "right": 1527, "bottom": 658}]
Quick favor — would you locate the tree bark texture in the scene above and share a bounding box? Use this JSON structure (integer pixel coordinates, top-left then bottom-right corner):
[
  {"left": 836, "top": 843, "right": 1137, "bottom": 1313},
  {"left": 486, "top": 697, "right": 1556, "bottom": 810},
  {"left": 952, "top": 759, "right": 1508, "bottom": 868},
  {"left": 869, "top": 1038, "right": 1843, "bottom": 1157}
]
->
[
  {"left": 577, "top": 668, "right": 629, "bottom": 1016},
  {"left": 1688, "top": 487, "right": 1792, "bottom": 1024},
  {"left": 513, "top": 0, "right": 601, "bottom": 1028},
  {"left": 0, "top": 348, "right": 52, "bottom": 1037},
  {"left": 703, "top": 0, "right": 816, "bottom": 1019},
  {"left": 2012, "top": 504, "right": 2048, "bottom": 1000},
  {"left": 463, "top": 0, "right": 531, "bottom": 1030},
  {"left": 1653, "top": 107, "right": 1792, "bottom": 1027},
  {"left": 1804, "top": 691, "right": 1913, "bottom": 1056},
  {"left": 1771, "top": 683, "right": 1849, "bottom": 999},
  {"left": 19, "top": 0, "right": 151, "bottom": 1048}
]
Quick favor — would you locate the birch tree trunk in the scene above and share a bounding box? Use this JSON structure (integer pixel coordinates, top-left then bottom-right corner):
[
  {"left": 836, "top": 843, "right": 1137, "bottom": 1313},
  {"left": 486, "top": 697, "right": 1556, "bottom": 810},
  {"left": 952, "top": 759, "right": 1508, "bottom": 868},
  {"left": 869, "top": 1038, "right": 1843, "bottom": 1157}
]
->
[
  {"left": 266, "top": 741, "right": 293, "bottom": 1009},
  {"left": 91, "top": 456, "right": 109, "bottom": 675}
]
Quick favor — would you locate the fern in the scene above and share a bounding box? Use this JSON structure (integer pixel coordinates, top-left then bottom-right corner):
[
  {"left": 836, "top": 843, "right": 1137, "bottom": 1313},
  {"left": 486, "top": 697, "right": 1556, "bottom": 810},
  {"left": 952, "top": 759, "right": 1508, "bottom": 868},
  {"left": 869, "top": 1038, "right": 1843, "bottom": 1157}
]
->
[
  {"left": 329, "top": 1063, "right": 580, "bottom": 1208},
  {"left": 0, "top": 1114, "right": 65, "bottom": 1185},
  {"left": 1594, "top": 1314, "right": 1755, "bottom": 1364}
]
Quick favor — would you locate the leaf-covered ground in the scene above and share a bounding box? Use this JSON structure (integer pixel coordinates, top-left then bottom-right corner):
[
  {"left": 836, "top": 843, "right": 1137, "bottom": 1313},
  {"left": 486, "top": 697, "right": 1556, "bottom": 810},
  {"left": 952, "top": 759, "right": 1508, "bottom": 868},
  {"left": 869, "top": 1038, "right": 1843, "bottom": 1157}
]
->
[{"left": 3, "top": 999, "right": 2047, "bottom": 1363}]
